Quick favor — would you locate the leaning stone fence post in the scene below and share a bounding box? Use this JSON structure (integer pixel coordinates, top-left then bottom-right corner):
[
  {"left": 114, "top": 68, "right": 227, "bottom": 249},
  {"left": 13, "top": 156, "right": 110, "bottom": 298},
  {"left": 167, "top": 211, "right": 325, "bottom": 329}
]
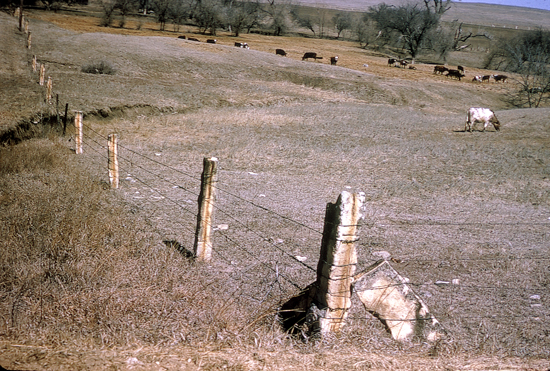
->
[{"left": 313, "top": 191, "right": 365, "bottom": 334}]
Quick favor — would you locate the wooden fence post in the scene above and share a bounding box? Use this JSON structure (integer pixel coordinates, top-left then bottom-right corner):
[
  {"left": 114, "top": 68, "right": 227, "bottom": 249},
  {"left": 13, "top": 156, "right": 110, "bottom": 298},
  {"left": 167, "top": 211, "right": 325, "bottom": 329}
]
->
[
  {"left": 108, "top": 134, "right": 119, "bottom": 189},
  {"left": 62, "top": 103, "right": 69, "bottom": 136},
  {"left": 46, "top": 77, "right": 52, "bottom": 104},
  {"left": 39, "top": 64, "right": 45, "bottom": 85},
  {"left": 314, "top": 191, "right": 365, "bottom": 334},
  {"left": 32, "top": 55, "right": 37, "bottom": 72},
  {"left": 193, "top": 157, "right": 218, "bottom": 262},
  {"left": 24, "top": 19, "right": 29, "bottom": 34},
  {"left": 56, "top": 94, "right": 60, "bottom": 127},
  {"left": 26, "top": 31, "right": 31, "bottom": 49},
  {"left": 74, "top": 111, "right": 83, "bottom": 154}
]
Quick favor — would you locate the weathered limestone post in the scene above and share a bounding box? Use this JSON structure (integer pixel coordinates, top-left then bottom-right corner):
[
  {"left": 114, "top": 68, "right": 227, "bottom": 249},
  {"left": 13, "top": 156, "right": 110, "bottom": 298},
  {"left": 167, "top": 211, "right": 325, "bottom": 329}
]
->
[
  {"left": 26, "top": 31, "right": 31, "bottom": 49},
  {"left": 32, "top": 55, "right": 37, "bottom": 72},
  {"left": 39, "top": 64, "right": 45, "bottom": 85},
  {"left": 193, "top": 157, "right": 218, "bottom": 262},
  {"left": 108, "top": 134, "right": 119, "bottom": 189},
  {"left": 74, "top": 111, "right": 83, "bottom": 154},
  {"left": 46, "top": 77, "right": 52, "bottom": 104},
  {"left": 314, "top": 191, "right": 365, "bottom": 334},
  {"left": 353, "top": 260, "right": 445, "bottom": 343}
]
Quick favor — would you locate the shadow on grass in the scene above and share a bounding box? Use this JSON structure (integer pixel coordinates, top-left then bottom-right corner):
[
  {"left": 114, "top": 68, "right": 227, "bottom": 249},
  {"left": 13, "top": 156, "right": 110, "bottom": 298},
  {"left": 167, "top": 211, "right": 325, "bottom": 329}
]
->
[{"left": 163, "top": 240, "right": 195, "bottom": 259}]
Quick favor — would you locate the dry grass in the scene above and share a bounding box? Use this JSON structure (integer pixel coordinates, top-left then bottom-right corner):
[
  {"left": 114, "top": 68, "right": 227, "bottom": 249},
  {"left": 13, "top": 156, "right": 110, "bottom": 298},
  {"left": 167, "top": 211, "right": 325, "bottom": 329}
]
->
[
  {"left": 1, "top": 6, "right": 550, "bottom": 371},
  {"left": 0, "top": 139, "right": 285, "bottom": 350}
]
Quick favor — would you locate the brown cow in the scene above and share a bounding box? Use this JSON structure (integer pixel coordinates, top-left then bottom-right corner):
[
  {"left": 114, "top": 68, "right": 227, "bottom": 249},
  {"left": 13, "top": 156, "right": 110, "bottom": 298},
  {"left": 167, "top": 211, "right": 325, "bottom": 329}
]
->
[
  {"left": 330, "top": 56, "right": 338, "bottom": 65},
  {"left": 493, "top": 74, "right": 508, "bottom": 82},
  {"left": 434, "top": 65, "right": 448, "bottom": 74}
]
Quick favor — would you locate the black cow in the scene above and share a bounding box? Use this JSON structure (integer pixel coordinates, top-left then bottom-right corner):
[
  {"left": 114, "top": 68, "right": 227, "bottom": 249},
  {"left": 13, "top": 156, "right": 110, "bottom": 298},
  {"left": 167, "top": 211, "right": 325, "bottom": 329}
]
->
[
  {"left": 235, "top": 42, "right": 249, "bottom": 49},
  {"left": 206, "top": 39, "right": 217, "bottom": 44},
  {"left": 302, "top": 52, "right": 322, "bottom": 61},
  {"left": 276, "top": 48, "right": 287, "bottom": 56},
  {"left": 330, "top": 56, "right": 338, "bottom": 65},
  {"left": 446, "top": 69, "right": 465, "bottom": 80}
]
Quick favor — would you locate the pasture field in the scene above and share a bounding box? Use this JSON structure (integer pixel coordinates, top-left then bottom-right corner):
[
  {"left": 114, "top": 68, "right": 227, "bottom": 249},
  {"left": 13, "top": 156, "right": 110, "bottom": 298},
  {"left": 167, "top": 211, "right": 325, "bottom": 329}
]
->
[{"left": 1, "top": 5, "right": 550, "bottom": 371}]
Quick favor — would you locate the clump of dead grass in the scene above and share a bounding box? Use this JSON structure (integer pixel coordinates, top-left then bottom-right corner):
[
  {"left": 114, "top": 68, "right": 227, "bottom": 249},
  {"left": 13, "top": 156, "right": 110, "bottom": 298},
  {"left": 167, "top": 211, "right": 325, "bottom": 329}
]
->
[{"left": 81, "top": 60, "right": 116, "bottom": 75}]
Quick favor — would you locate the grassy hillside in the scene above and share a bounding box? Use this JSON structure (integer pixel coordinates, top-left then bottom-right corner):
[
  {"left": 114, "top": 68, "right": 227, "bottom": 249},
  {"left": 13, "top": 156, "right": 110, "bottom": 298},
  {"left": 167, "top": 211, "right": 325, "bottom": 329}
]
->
[{"left": 1, "top": 8, "right": 549, "bottom": 370}]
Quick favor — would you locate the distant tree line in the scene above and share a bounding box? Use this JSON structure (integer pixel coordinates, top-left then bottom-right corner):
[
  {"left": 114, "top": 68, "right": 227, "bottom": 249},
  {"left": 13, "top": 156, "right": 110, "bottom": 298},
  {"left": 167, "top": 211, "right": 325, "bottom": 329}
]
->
[{"left": 96, "top": 0, "right": 293, "bottom": 36}]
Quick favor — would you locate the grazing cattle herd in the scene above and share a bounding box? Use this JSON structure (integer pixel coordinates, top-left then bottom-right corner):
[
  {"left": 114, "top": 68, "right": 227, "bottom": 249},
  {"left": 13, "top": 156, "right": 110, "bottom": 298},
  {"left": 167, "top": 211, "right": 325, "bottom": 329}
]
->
[
  {"left": 173, "top": 36, "right": 507, "bottom": 133},
  {"left": 174, "top": 37, "right": 510, "bottom": 117}
]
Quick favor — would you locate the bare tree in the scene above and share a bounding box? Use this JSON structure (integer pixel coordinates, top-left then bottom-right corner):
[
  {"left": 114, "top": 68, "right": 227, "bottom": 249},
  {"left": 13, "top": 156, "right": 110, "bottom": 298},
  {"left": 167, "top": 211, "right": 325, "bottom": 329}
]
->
[
  {"left": 423, "top": 0, "right": 451, "bottom": 15},
  {"left": 169, "top": 0, "right": 193, "bottom": 32},
  {"left": 100, "top": 0, "right": 117, "bottom": 26},
  {"left": 486, "top": 29, "right": 550, "bottom": 107},
  {"left": 150, "top": 0, "right": 171, "bottom": 30},
  {"left": 290, "top": 6, "right": 316, "bottom": 36},
  {"left": 194, "top": 0, "right": 224, "bottom": 35},
  {"left": 262, "top": 0, "right": 292, "bottom": 36},
  {"left": 332, "top": 12, "right": 352, "bottom": 39},
  {"left": 368, "top": 2, "right": 443, "bottom": 61},
  {"left": 354, "top": 15, "right": 380, "bottom": 49},
  {"left": 226, "top": 0, "right": 260, "bottom": 36},
  {"left": 313, "top": 6, "right": 330, "bottom": 38},
  {"left": 115, "top": 0, "right": 138, "bottom": 27}
]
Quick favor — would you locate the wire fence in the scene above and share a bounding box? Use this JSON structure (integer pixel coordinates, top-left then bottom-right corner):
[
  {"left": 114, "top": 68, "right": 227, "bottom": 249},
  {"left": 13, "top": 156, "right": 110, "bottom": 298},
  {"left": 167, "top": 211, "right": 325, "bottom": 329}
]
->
[
  {"left": 21, "top": 22, "right": 550, "bottom": 350},
  {"left": 78, "top": 122, "right": 550, "bottom": 315}
]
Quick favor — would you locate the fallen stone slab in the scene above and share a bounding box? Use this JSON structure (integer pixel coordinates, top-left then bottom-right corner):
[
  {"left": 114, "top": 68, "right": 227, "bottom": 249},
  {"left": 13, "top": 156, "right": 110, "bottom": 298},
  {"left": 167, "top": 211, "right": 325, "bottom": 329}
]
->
[{"left": 353, "top": 259, "right": 445, "bottom": 342}]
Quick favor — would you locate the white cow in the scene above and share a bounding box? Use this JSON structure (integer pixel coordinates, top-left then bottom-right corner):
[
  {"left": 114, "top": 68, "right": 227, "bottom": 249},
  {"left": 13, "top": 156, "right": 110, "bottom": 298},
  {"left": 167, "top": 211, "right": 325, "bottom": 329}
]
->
[{"left": 465, "top": 107, "right": 501, "bottom": 132}]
